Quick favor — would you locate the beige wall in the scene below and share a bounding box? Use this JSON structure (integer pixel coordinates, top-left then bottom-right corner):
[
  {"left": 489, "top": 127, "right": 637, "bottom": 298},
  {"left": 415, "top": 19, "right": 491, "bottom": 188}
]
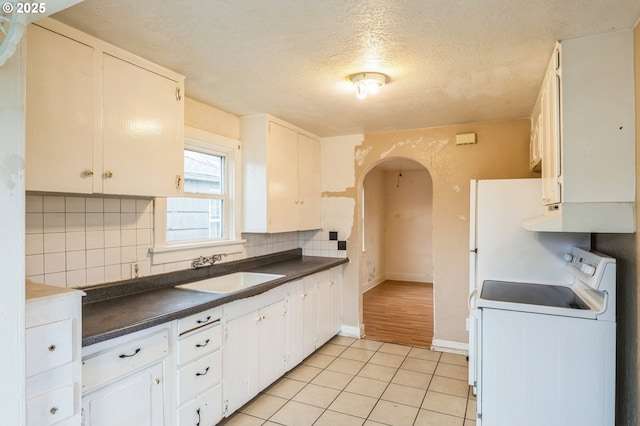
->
[
  {"left": 322, "top": 119, "right": 536, "bottom": 344},
  {"left": 384, "top": 169, "right": 433, "bottom": 283},
  {"left": 185, "top": 97, "right": 240, "bottom": 139},
  {"left": 362, "top": 168, "right": 386, "bottom": 291}
]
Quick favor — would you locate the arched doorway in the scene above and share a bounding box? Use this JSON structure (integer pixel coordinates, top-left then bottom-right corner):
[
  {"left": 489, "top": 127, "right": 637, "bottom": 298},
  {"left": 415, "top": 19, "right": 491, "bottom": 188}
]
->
[{"left": 359, "top": 158, "right": 434, "bottom": 347}]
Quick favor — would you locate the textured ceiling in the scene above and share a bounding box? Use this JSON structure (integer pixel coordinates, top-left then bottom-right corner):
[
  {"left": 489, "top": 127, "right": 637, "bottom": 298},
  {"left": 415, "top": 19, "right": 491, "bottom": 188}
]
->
[{"left": 52, "top": 1, "right": 640, "bottom": 137}]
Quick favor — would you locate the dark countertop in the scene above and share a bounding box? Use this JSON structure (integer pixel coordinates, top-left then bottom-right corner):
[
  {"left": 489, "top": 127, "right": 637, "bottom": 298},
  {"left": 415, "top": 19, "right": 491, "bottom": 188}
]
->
[{"left": 82, "top": 249, "right": 348, "bottom": 347}]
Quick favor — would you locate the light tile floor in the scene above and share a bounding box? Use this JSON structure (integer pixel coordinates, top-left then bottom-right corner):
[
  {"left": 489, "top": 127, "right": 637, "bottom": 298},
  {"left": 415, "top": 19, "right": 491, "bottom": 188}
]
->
[{"left": 220, "top": 336, "right": 476, "bottom": 426}]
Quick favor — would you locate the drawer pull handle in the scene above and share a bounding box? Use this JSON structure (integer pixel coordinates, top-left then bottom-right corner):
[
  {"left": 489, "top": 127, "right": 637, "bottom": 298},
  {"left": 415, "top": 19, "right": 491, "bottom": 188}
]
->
[
  {"left": 195, "top": 339, "right": 210, "bottom": 348},
  {"left": 50, "top": 407, "right": 58, "bottom": 415},
  {"left": 195, "top": 367, "right": 210, "bottom": 377},
  {"left": 196, "top": 408, "right": 201, "bottom": 426},
  {"left": 196, "top": 316, "right": 211, "bottom": 324},
  {"left": 118, "top": 348, "right": 141, "bottom": 358},
  {"left": 48, "top": 344, "right": 56, "bottom": 352}
]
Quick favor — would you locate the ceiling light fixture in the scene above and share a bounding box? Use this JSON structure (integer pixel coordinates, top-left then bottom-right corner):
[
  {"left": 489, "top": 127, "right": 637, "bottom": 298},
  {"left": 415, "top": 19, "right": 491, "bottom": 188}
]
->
[{"left": 349, "top": 72, "right": 389, "bottom": 99}]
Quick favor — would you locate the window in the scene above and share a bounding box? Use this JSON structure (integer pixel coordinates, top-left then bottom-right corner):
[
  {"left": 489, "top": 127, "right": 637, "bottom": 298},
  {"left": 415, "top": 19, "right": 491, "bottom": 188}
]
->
[
  {"left": 167, "top": 147, "right": 227, "bottom": 242},
  {"left": 151, "top": 127, "right": 242, "bottom": 264}
]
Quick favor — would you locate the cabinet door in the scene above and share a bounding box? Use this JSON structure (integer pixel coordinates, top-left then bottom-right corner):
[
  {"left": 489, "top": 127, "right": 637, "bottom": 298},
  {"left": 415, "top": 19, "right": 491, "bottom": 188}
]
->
[
  {"left": 258, "top": 299, "right": 287, "bottom": 390},
  {"left": 302, "top": 277, "right": 318, "bottom": 354},
  {"left": 266, "top": 121, "right": 298, "bottom": 232},
  {"left": 223, "top": 312, "right": 259, "bottom": 416},
  {"left": 26, "top": 24, "right": 95, "bottom": 193},
  {"left": 297, "top": 134, "right": 321, "bottom": 230},
  {"left": 329, "top": 267, "right": 343, "bottom": 337},
  {"left": 82, "top": 361, "right": 165, "bottom": 426},
  {"left": 541, "top": 47, "right": 561, "bottom": 205},
  {"left": 102, "top": 54, "right": 183, "bottom": 197},
  {"left": 286, "top": 281, "right": 306, "bottom": 369}
]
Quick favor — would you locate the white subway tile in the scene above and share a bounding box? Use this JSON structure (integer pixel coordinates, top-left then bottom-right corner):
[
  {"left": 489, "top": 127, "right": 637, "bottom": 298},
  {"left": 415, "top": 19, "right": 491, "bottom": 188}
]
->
[
  {"left": 104, "top": 265, "right": 121, "bottom": 282},
  {"left": 65, "top": 212, "right": 86, "bottom": 232},
  {"left": 25, "top": 233, "right": 43, "bottom": 255},
  {"left": 136, "top": 229, "right": 151, "bottom": 245},
  {"left": 44, "top": 272, "right": 67, "bottom": 287},
  {"left": 103, "top": 198, "right": 121, "bottom": 213},
  {"left": 65, "top": 197, "right": 85, "bottom": 213},
  {"left": 86, "top": 231, "right": 105, "bottom": 249},
  {"left": 86, "top": 249, "right": 105, "bottom": 268},
  {"left": 43, "top": 233, "right": 66, "bottom": 253},
  {"left": 25, "top": 213, "right": 43, "bottom": 234},
  {"left": 121, "top": 245, "right": 137, "bottom": 263},
  {"left": 104, "top": 212, "right": 121, "bottom": 230},
  {"left": 43, "top": 213, "right": 65, "bottom": 233},
  {"left": 25, "top": 195, "right": 43, "bottom": 213},
  {"left": 66, "top": 269, "right": 87, "bottom": 287},
  {"left": 121, "top": 213, "right": 136, "bottom": 230},
  {"left": 104, "top": 230, "right": 121, "bottom": 248},
  {"left": 25, "top": 254, "right": 44, "bottom": 276},
  {"left": 85, "top": 198, "right": 104, "bottom": 213},
  {"left": 105, "top": 247, "right": 121, "bottom": 265},
  {"left": 121, "top": 229, "right": 136, "bottom": 246},
  {"left": 136, "top": 199, "right": 152, "bottom": 213},
  {"left": 66, "top": 232, "right": 86, "bottom": 251},
  {"left": 86, "top": 267, "right": 105, "bottom": 285},
  {"left": 136, "top": 212, "right": 151, "bottom": 229},
  {"left": 85, "top": 212, "right": 104, "bottom": 230},
  {"left": 44, "top": 252, "right": 66, "bottom": 274},
  {"left": 43, "top": 196, "right": 65, "bottom": 212},
  {"left": 66, "top": 250, "right": 86, "bottom": 271},
  {"left": 121, "top": 199, "right": 136, "bottom": 212}
]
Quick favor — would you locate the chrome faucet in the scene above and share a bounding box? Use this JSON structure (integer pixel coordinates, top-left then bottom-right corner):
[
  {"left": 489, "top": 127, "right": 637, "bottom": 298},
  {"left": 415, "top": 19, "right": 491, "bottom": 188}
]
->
[{"left": 192, "top": 253, "right": 227, "bottom": 268}]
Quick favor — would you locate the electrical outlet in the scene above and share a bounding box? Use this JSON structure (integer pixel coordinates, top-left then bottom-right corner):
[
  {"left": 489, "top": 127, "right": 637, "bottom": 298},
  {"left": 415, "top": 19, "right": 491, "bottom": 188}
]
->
[{"left": 131, "top": 263, "right": 139, "bottom": 278}]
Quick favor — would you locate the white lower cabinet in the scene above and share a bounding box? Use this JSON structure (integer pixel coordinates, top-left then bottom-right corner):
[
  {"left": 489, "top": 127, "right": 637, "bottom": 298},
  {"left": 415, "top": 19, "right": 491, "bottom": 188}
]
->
[
  {"left": 175, "top": 307, "right": 223, "bottom": 426},
  {"left": 223, "top": 293, "right": 287, "bottom": 416},
  {"left": 26, "top": 284, "right": 84, "bottom": 426},
  {"left": 81, "top": 324, "right": 171, "bottom": 426},
  {"left": 82, "top": 361, "right": 165, "bottom": 426},
  {"left": 317, "top": 267, "right": 343, "bottom": 345}
]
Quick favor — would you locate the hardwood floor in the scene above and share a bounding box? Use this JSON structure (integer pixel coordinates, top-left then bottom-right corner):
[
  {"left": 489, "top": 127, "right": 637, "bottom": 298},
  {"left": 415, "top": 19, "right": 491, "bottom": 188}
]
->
[{"left": 363, "top": 280, "right": 434, "bottom": 348}]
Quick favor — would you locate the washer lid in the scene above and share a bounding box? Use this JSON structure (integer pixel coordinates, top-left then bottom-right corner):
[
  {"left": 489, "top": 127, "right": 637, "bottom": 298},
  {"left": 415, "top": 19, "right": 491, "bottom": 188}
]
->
[{"left": 481, "top": 280, "right": 589, "bottom": 310}]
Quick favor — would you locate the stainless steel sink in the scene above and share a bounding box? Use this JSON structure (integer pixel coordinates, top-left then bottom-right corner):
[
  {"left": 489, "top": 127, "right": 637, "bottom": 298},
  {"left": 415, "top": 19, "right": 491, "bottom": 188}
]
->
[{"left": 175, "top": 272, "right": 285, "bottom": 294}]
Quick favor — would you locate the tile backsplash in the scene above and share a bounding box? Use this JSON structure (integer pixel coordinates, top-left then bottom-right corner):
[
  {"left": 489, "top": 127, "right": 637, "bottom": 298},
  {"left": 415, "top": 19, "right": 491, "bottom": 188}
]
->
[{"left": 25, "top": 194, "right": 346, "bottom": 288}]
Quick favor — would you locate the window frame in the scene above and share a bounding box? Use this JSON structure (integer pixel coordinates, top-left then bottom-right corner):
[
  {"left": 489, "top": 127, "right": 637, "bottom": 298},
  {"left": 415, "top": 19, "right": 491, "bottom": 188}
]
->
[{"left": 151, "top": 126, "right": 244, "bottom": 265}]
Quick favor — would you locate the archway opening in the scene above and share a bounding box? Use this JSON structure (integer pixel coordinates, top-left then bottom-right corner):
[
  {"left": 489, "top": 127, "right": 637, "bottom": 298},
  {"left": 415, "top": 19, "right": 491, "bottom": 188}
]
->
[{"left": 360, "top": 158, "right": 434, "bottom": 347}]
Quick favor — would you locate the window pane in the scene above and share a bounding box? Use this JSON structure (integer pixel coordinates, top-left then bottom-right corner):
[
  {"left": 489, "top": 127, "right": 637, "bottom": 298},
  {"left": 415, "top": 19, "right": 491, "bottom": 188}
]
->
[
  {"left": 167, "top": 198, "right": 223, "bottom": 241},
  {"left": 184, "top": 149, "right": 224, "bottom": 195}
]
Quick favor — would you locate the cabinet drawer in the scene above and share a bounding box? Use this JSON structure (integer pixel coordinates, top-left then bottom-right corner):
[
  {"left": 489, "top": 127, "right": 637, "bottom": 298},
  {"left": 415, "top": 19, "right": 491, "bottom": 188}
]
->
[
  {"left": 177, "top": 384, "right": 222, "bottom": 426},
  {"left": 178, "top": 306, "right": 222, "bottom": 335},
  {"left": 82, "top": 329, "right": 168, "bottom": 392},
  {"left": 26, "top": 382, "right": 74, "bottom": 426},
  {"left": 177, "top": 350, "right": 221, "bottom": 404},
  {"left": 178, "top": 324, "right": 222, "bottom": 366},
  {"left": 26, "top": 318, "right": 73, "bottom": 377}
]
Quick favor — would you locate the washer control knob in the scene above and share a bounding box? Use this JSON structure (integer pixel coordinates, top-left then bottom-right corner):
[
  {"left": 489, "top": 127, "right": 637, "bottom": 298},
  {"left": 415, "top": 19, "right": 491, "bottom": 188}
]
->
[
  {"left": 563, "top": 253, "right": 574, "bottom": 262},
  {"left": 580, "top": 264, "right": 596, "bottom": 276}
]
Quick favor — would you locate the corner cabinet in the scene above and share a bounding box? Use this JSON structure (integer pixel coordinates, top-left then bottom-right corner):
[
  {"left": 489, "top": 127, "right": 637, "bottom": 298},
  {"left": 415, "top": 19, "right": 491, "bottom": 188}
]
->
[
  {"left": 26, "top": 19, "right": 184, "bottom": 197},
  {"left": 241, "top": 114, "right": 321, "bottom": 233},
  {"left": 26, "top": 283, "right": 84, "bottom": 426}
]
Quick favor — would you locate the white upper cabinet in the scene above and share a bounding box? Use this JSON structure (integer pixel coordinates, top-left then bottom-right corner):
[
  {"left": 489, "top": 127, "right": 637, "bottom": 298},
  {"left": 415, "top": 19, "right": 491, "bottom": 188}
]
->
[
  {"left": 26, "top": 24, "right": 95, "bottom": 194},
  {"left": 524, "top": 30, "right": 635, "bottom": 233},
  {"left": 26, "top": 19, "right": 184, "bottom": 197},
  {"left": 241, "top": 114, "right": 322, "bottom": 233}
]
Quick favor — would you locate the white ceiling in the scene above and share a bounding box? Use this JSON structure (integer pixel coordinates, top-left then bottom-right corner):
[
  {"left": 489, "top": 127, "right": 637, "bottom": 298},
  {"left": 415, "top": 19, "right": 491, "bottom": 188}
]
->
[{"left": 52, "top": 1, "right": 640, "bottom": 137}]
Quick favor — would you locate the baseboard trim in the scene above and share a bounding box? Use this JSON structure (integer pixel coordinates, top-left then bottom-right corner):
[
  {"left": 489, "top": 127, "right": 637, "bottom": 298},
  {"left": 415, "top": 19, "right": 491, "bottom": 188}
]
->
[
  {"left": 431, "top": 339, "right": 469, "bottom": 355},
  {"left": 362, "top": 276, "right": 385, "bottom": 293},
  {"left": 385, "top": 272, "right": 432, "bottom": 283},
  {"left": 340, "top": 324, "right": 362, "bottom": 338}
]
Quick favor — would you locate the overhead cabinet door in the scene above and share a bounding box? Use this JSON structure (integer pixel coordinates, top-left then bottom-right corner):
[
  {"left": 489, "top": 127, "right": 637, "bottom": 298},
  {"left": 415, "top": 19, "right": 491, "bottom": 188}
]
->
[
  {"left": 102, "top": 54, "right": 183, "bottom": 196},
  {"left": 26, "top": 24, "right": 95, "bottom": 193}
]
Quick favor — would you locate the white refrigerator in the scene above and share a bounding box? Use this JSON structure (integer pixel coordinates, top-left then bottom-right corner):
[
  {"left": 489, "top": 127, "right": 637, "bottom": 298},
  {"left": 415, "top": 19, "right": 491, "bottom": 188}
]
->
[{"left": 467, "top": 178, "right": 590, "bottom": 391}]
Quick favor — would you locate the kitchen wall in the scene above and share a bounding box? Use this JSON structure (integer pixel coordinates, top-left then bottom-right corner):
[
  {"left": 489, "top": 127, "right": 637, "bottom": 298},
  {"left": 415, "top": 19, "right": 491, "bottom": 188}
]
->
[
  {"left": 322, "top": 120, "right": 536, "bottom": 345},
  {"left": 591, "top": 20, "right": 640, "bottom": 426},
  {"left": 384, "top": 169, "right": 433, "bottom": 283},
  {"left": 361, "top": 168, "right": 386, "bottom": 291}
]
